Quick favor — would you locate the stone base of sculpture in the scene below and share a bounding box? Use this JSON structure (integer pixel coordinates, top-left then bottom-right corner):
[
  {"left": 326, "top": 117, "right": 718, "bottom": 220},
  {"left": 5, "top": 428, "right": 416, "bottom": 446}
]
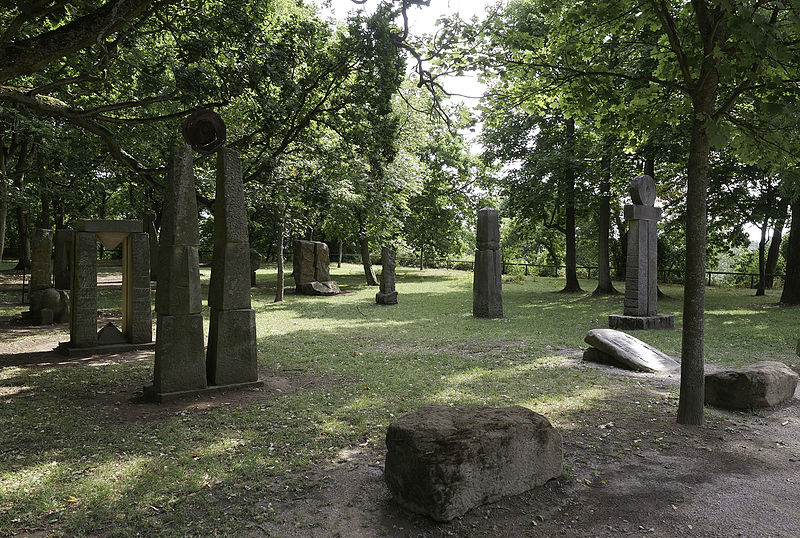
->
[
  {"left": 142, "top": 380, "right": 264, "bottom": 403},
  {"left": 57, "top": 340, "right": 155, "bottom": 357},
  {"left": 608, "top": 314, "right": 674, "bottom": 330},
  {"left": 376, "top": 290, "right": 398, "bottom": 305}
]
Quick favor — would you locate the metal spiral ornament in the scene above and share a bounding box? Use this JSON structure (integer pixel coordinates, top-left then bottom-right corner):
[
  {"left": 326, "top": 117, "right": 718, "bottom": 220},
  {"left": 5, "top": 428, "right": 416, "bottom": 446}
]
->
[{"left": 181, "top": 108, "right": 227, "bottom": 154}]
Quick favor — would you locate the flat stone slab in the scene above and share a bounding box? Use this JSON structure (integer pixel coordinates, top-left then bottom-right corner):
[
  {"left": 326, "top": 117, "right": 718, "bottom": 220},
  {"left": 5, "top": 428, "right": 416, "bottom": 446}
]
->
[
  {"left": 142, "top": 380, "right": 264, "bottom": 402},
  {"left": 584, "top": 329, "right": 679, "bottom": 373},
  {"left": 609, "top": 314, "right": 674, "bottom": 330},
  {"left": 56, "top": 341, "right": 155, "bottom": 358},
  {"left": 297, "top": 280, "right": 341, "bottom": 296},
  {"left": 73, "top": 219, "right": 143, "bottom": 233},
  {"left": 385, "top": 405, "right": 562, "bottom": 522},
  {"left": 705, "top": 361, "right": 798, "bottom": 409}
]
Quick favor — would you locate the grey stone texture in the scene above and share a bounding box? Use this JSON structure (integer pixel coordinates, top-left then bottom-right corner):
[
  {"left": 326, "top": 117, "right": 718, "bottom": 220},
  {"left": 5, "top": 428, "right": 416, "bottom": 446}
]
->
[
  {"left": 30, "top": 228, "right": 53, "bottom": 291},
  {"left": 615, "top": 175, "right": 674, "bottom": 330},
  {"left": 73, "top": 219, "right": 143, "bottom": 233},
  {"left": 584, "top": 328, "right": 679, "bottom": 373},
  {"left": 143, "top": 213, "right": 159, "bottom": 281},
  {"left": 705, "top": 361, "right": 798, "bottom": 409},
  {"left": 70, "top": 231, "right": 98, "bottom": 347},
  {"left": 608, "top": 313, "right": 675, "bottom": 330},
  {"left": 473, "top": 208, "right": 503, "bottom": 318},
  {"left": 29, "top": 288, "right": 69, "bottom": 323},
  {"left": 53, "top": 229, "right": 73, "bottom": 290},
  {"left": 293, "top": 240, "right": 339, "bottom": 295},
  {"left": 376, "top": 246, "right": 398, "bottom": 305},
  {"left": 151, "top": 145, "right": 207, "bottom": 394},
  {"left": 206, "top": 147, "right": 258, "bottom": 386},
  {"left": 122, "top": 232, "right": 152, "bottom": 343},
  {"left": 385, "top": 405, "right": 562, "bottom": 522}
]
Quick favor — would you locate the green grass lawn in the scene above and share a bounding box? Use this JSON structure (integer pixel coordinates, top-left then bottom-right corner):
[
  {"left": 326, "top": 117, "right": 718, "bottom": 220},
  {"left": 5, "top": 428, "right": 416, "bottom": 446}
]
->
[{"left": 0, "top": 263, "right": 797, "bottom": 535}]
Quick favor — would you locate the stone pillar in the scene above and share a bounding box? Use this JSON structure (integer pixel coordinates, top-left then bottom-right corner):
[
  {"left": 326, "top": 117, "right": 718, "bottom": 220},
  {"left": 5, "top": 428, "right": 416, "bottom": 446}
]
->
[
  {"left": 250, "top": 248, "right": 262, "bottom": 287},
  {"left": 376, "top": 246, "right": 398, "bottom": 305},
  {"left": 473, "top": 208, "right": 503, "bottom": 318},
  {"left": 70, "top": 232, "right": 98, "bottom": 346},
  {"left": 53, "top": 229, "right": 73, "bottom": 290},
  {"left": 609, "top": 175, "right": 674, "bottom": 330},
  {"left": 143, "top": 212, "right": 159, "bottom": 281},
  {"left": 206, "top": 147, "right": 258, "bottom": 386},
  {"left": 151, "top": 145, "right": 207, "bottom": 394},
  {"left": 123, "top": 232, "right": 152, "bottom": 343},
  {"left": 30, "top": 229, "right": 53, "bottom": 291}
]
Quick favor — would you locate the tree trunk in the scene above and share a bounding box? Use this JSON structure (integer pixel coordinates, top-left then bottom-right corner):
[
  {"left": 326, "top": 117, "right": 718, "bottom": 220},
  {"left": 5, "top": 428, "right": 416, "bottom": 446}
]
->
[
  {"left": 13, "top": 166, "right": 30, "bottom": 269},
  {"left": 0, "top": 151, "right": 7, "bottom": 264},
  {"left": 780, "top": 197, "right": 800, "bottom": 303},
  {"left": 419, "top": 245, "right": 424, "bottom": 270},
  {"left": 361, "top": 237, "right": 378, "bottom": 286},
  {"left": 594, "top": 151, "right": 618, "bottom": 295},
  {"left": 561, "top": 118, "right": 582, "bottom": 292},
  {"left": 755, "top": 217, "right": 768, "bottom": 296},
  {"left": 274, "top": 216, "right": 285, "bottom": 302},
  {"left": 337, "top": 239, "right": 343, "bottom": 268},
  {"left": 765, "top": 207, "right": 787, "bottom": 289},
  {"left": 677, "top": 108, "right": 712, "bottom": 426}
]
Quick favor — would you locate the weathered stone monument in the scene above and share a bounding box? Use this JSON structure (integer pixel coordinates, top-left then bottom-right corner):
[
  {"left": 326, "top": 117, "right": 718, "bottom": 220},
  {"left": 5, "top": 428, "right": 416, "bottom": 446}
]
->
[
  {"left": 583, "top": 328, "right": 679, "bottom": 372},
  {"left": 385, "top": 405, "right": 562, "bottom": 521},
  {"left": 145, "top": 109, "right": 261, "bottom": 401},
  {"left": 206, "top": 147, "right": 259, "bottom": 387},
  {"left": 473, "top": 207, "right": 502, "bottom": 318},
  {"left": 53, "top": 228, "right": 73, "bottom": 290},
  {"left": 376, "top": 246, "right": 398, "bottom": 305},
  {"left": 143, "top": 212, "right": 159, "bottom": 281},
  {"left": 705, "top": 362, "right": 798, "bottom": 409},
  {"left": 23, "top": 229, "right": 69, "bottom": 325},
  {"left": 250, "top": 248, "right": 262, "bottom": 287},
  {"left": 58, "top": 219, "right": 152, "bottom": 354},
  {"left": 293, "top": 240, "right": 341, "bottom": 295},
  {"left": 609, "top": 175, "right": 674, "bottom": 330}
]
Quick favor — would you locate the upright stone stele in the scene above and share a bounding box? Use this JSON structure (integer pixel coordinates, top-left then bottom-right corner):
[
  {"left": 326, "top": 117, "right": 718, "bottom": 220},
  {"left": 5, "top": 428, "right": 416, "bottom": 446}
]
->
[
  {"left": 473, "top": 208, "right": 503, "bottom": 318},
  {"left": 376, "top": 246, "right": 398, "bottom": 305},
  {"left": 206, "top": 147, "right": 259, "bottom": 386},
  {"left": 53, "top": 229, "right": 73, "bottom": 290},
  {"left": 147, "top": 145, "right": 207, "bottom": 397},
  {"left": 293, "top": 240, "right": 341, "bottom": 296},
  {"left": 609, "top": 175, "right": 674, "bottom": 330},
  {"left": 24, "top": 229, "right": 69, "bottom": 325}
]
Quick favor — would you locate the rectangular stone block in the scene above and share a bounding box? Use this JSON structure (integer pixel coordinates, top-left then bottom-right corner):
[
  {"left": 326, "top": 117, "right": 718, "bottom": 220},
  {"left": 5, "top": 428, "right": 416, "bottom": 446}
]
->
[
  {"left": 208, "top": 242, "right": 252, "bottom": 310},
  {"left": 293, "top": 240, "right": 317, "bottom": 287},
  {"left": 155, "top": 245, "right": 202, "bottom": 315},
  {"left": 127, "top": 287, "right": 152, "bottom": 343},
  {"left": 30, "top": 228, "right": 53, "bottom": 291},
  {"left": 476, "top": 207, "right": 500, "bottom": 250},
  {"left": 159, "top": 145, "right": 200, "bottom": 247},
  {"left": 206, "top": 308, "right": 258, "bottom": 386},
  {"left": 73, "top": 219, "right": 143, "bottom": 233},
  {"left": 473, "top": 249, "right": 503, "bottom": 318},
  {"left": 624, "top": 205, "right": 662, "bottom": 222},
  {"left": 153, "top": 313, "right": 207, "bottom": 394},
  {"left": 214, "top": 148, "right": 249, "bottom": 243},
  {"left": 314, "top": 242, "right": 331, "bottom": 282},
  {"left": 129, "top": 233, "right": 151, "bottom": 288},
  {"left": 70, "top": 232, "right": 97, "bottom": 347}
]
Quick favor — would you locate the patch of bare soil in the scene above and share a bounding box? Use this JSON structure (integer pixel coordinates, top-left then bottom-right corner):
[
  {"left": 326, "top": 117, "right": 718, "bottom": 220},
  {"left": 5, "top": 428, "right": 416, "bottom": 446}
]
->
[{"left": 255, "top": 356, "right": 800, "bottom": 538}]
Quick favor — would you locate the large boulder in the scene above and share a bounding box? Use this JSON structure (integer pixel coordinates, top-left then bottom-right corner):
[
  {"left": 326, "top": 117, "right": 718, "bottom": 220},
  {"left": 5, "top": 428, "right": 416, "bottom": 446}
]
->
[
  {"left": 29, "top": 288, "right": 70, "bottom": 323},
  {"left": 705, "top": 361, "right": 798, "bottom": 409},
  {"left": 385, "top": 405, "right": 562, "bottom": 522},
  {"left": 584, "top": 328, "right": 679, "bottom": 373}
]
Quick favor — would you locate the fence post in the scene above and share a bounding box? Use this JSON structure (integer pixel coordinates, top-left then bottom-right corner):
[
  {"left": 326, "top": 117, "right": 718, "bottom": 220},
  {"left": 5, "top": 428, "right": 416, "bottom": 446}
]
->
[
  {"left": 750, "top": 274, "right": 754, "bottom": 289},
  {"left": 525, "top": 264, "right": 529, "bottom": 276},
  {"left": 707, "top": 272, "right": 712, "bottom": 286}
]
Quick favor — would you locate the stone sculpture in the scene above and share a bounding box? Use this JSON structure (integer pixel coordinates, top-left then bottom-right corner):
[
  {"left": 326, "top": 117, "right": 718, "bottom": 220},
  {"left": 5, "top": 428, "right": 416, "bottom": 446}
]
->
[
  {"left": 385, "top": 405, "right": 562, "bottom": 521},
  {"left": 250, "top": 248, "right": 262, "bottom": 287},
  {"left": 376, "top": 246, "right": 398, "bottom": 305},
  {"left": 24, "top": 229, "right": 69, "bottom": 325},
  {"left": 609, "top": 175, "right": 674, "bottom": 330},
  {"left": 705, "top": 362, "right": 798, "bottom": 409},
  {"left": 293, "top": 240, "right": 341, "bottom": 295},
  {"left": 58, "top": 219, "right": 151, "bottom": 354},
  {"left": 473, "top": 207, "right": 503, "bottom": 318},
  {"left": 146, "top": 145, "right": 207, "bottom": 397},
  {"left": 583, "top": 328, "right": 679, "bottom": 372},
  {"left": 206, "top": 148, "right": 259, "bottom": 386}
]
